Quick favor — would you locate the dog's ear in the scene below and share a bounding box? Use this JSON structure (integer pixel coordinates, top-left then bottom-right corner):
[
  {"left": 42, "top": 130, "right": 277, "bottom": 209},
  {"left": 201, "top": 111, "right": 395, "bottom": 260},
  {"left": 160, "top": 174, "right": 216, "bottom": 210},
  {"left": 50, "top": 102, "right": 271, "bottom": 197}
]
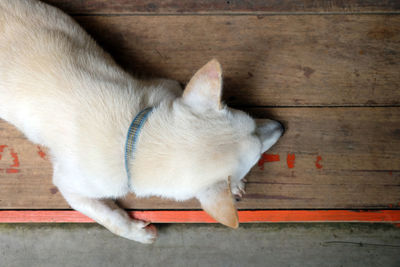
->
[
  {"left": 182, "top": 59, "right": 223, "bottom": 110},
  {"left": 197, "top": 179, "right": 239, "bottom": 228}
]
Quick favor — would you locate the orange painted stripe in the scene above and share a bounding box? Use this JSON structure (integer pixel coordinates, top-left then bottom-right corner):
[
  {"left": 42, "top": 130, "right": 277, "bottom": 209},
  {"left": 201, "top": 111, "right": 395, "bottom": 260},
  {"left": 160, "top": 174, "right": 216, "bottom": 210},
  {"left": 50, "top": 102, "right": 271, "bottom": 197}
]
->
[{"left": 0, "top": 210, "right": 399, "bottom": 223}]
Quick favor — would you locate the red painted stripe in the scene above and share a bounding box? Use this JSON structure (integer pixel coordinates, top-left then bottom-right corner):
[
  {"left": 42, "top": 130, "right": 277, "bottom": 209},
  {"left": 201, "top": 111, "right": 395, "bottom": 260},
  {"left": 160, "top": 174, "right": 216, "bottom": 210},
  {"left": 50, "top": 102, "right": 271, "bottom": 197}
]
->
[{"left": 0, "top": 210, "right": 399, "bottom": 223}]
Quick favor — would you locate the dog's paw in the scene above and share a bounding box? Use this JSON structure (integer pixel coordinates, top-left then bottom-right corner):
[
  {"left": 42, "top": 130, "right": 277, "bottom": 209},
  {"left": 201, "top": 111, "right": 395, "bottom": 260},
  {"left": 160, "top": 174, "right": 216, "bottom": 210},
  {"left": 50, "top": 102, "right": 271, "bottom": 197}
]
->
[
  {"left": 123, "top": 221, "right": 157, "bottom": 244},
  {"left": 231, "top": 179, "right": 247, "bottom": 199}
]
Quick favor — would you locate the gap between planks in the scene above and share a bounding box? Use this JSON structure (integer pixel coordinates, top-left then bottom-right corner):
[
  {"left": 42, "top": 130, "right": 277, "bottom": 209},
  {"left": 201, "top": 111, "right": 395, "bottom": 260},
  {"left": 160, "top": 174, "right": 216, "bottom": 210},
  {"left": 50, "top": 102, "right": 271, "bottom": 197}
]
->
[
  {"left": 69, "top": 12, "right": 400, "bottom": 17},
  {"left": 41, "top": 0, "right": 400, "bottom": 15}
]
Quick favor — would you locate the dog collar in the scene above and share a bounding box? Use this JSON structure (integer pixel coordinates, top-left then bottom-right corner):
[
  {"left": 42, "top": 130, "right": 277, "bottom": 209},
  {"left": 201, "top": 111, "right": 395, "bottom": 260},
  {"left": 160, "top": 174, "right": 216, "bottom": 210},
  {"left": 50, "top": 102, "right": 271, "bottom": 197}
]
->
[{"left": 125, "top": 107, "right": 154, "bottom": 189}]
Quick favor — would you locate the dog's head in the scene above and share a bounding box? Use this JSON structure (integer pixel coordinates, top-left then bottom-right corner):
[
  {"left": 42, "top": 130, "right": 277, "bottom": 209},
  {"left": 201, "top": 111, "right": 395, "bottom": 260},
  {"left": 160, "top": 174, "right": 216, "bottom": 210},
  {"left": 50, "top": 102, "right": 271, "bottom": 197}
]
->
[{"left": 133, "top": 59, "right": 284, "bottom": 228}]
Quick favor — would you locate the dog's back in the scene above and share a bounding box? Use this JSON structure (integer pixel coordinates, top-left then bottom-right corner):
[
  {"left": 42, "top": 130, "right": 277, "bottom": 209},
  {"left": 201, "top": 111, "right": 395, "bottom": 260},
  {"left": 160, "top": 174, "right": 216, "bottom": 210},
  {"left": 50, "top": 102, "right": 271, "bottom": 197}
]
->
[
  {"left": 0, "top": 0, "right": 130, "bottom": 145},
  {"left": 0, "top": 0, "right": 169, "bottom": 199}
]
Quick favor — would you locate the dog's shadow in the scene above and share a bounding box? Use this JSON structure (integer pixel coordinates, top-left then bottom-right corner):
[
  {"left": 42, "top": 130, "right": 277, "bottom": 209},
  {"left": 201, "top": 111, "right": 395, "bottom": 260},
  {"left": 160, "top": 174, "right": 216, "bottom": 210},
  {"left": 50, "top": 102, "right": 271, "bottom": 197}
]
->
[{"left": 75, "top": 17, "right": 278, "bottom": 117}]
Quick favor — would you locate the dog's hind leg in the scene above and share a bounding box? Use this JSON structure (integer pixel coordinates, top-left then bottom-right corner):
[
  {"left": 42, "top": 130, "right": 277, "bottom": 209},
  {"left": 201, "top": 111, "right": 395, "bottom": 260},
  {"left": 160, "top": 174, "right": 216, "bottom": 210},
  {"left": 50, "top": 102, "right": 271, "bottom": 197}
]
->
[{"left": 58, "top": 189, "right": 157, "bottom": 244}]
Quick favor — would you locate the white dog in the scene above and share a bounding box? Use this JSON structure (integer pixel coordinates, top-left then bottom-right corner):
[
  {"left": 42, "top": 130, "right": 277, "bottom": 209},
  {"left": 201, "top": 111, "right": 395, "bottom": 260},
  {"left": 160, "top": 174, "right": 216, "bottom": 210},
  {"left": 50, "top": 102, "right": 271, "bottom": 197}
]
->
[{"left": 0, "top": 0, "right": 283, "bottom": 243}]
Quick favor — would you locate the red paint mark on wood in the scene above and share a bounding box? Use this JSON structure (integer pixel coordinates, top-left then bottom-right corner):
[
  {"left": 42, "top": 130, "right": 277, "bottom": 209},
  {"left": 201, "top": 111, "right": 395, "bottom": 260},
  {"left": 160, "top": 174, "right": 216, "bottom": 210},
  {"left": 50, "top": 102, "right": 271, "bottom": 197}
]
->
[
  {"left": 0, "top": 145, "right": 6, "bottom": 160},
  {"left": 6, "top": 148, "right": 20, "bottom": 173},
  {"left": 287, "top": 153, "right": 295, "bottom": 169},
  {"left": 388, "top": 204, "right": 394, "bottom": 208},
  {"left": 389, "top": 171, "right": 393, "bottom": 176},
  {"left": 6, "top": 169, "right": 19, "bottom": 174},
  {"left": 37, "top": 146, "right": 47, "bottom": 160},
  {"left": 9, "top": 149, "right": 19, "bottom": 168},
  {"left": 395, "top": 223, "right": 400, "bottom": 228},
  {"left": 0, "top": 210, "right": 399, "bottom": 223},
  {"left": 315, "top": 155, "right": 323, "bottom": 169},
  {"left": 258, "top": 153, "right": 280, "bottom": 170}
]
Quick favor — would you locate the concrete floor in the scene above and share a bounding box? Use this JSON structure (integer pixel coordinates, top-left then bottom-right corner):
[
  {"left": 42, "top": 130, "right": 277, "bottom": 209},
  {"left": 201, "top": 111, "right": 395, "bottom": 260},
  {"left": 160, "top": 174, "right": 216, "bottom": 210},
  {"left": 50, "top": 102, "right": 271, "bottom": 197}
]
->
[{"left": 0, "top": 223, "right": 399, "bottom": 267}]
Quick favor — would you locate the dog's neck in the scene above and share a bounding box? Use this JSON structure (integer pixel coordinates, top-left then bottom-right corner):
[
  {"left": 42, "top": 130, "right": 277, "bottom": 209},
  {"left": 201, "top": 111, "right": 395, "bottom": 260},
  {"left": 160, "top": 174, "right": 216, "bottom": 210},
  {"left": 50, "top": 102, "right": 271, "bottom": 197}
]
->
[
  {"left": 124, "top": 107, "right": 154, "bottom": 189},
  {"left": 122, "top": 81, "right": 179, "bottom": 193}
]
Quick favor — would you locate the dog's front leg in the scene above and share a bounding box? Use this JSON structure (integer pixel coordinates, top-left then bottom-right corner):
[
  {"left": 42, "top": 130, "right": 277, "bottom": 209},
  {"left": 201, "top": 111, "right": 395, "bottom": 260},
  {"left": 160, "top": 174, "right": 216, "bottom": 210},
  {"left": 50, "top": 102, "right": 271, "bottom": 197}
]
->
[
  {"left": 59, "top": 190, "right": 157, "bottom": 244},
  {"left": 230, "top": 178, "right": 246, "bottom": 199}
]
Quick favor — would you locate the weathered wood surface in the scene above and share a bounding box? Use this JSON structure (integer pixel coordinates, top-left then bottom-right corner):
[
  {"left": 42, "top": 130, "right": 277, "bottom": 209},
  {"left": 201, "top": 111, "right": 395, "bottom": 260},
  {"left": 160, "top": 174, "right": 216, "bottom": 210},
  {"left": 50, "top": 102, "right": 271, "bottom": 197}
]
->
[
  {"left": 1, "top": 107, "right": 399, "bottom": 209},
  {"left": 1, "top": 1, "right": 399, "bottom": 213},
  {"left": 65, "top": 15, "right": 400, "bottom": 107},
  {"left": 42, "top": 0, "right": 400, "bottom": 14}
]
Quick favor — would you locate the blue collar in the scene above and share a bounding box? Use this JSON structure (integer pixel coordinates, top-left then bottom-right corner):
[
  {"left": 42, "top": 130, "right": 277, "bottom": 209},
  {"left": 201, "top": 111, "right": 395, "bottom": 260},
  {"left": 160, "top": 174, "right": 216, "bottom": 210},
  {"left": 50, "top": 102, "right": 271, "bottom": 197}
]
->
[{"left": 124, "top": 107, "right": 154, "bottom": 189}]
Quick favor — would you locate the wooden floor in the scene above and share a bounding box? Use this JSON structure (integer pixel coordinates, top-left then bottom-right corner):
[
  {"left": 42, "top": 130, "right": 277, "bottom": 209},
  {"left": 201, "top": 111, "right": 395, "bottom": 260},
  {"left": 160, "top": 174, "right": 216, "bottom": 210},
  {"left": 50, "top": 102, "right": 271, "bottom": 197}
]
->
[{"left": 0, "top": 1, "right": 399, "bottom": 216}]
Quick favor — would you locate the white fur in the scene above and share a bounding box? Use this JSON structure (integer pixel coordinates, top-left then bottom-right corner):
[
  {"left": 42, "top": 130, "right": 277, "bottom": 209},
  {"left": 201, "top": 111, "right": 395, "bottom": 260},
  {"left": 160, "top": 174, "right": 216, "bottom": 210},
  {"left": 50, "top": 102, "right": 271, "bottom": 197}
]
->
[{"left": 0, "top": 0, "right": 283, "bottom": 243}]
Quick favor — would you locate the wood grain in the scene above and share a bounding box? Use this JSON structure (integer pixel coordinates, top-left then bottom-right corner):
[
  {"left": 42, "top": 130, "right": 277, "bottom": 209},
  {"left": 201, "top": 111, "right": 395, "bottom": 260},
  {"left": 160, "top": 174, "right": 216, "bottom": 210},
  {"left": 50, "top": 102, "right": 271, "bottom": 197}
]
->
[
  {"left": 1, "top": 1, "right": 399, "bottom": 215},
  {"left": 42, "top": 0, "right": 400, "bottom": 14},
  {"left": 1, "top": 107, "right": 399, "bottom": 209},
  {"left": 67, "top": 15, "right": 400, "bottom": 106}
]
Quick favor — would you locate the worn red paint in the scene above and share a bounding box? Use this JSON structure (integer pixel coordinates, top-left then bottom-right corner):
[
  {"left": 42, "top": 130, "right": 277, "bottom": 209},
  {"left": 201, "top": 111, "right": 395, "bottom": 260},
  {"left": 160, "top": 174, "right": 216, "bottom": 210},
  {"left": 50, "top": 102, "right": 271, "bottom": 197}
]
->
[
  {"left": 0, "top": 146, "right": 19, "bottom": 173},
  {"left": 8, "top": 149, "right": 19, "bottom": 168},
  {"left": 258, "top": 153, "right": 280, "bottom": 170},
  {"left": 37, "top": 146, "right": 47, "bottom": 159},
  {"left": 287, "top": 154, "right": 295, "bottom": 169},
  {"left": 315, "top": 155, "right": 323, "bottom": 169},
  {"left": 0, "top": 145, "right": 6, "bottom": 160},
  {"left": 6, "top": 148, "right": 20, "bottom": 173},
  {"left": 388, "top": 204, "right": 394, "bottom": 208}
]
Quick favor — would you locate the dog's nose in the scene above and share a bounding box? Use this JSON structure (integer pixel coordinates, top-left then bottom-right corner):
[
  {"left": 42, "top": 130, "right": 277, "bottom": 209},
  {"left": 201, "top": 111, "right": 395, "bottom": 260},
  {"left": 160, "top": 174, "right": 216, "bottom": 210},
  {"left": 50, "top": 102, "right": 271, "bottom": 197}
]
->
[
  {"left": 276, "top": 120, "right": 285, "bottom": 136},
  {"left": 256, "top": 119, "right": 285, "bottom": 153},
  {"left": 257, "top": 119, "right": 284, "bottom": 136}
]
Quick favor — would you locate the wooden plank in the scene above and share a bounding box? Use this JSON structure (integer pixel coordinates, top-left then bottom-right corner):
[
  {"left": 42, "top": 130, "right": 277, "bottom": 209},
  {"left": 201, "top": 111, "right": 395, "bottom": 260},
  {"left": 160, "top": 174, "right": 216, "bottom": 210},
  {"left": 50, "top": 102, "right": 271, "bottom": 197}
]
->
[
  {"left": 1, "top": 210, "right": 400, "bottom": 223},
  {"left": 42, "top": 0, "right": 400, "bottom": 14},
  {"left": 67, "top": 15, "right": 400, "bottom": 106},
  {"left": 1, "top": 107, "right": 399, "bottom": 209}
]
